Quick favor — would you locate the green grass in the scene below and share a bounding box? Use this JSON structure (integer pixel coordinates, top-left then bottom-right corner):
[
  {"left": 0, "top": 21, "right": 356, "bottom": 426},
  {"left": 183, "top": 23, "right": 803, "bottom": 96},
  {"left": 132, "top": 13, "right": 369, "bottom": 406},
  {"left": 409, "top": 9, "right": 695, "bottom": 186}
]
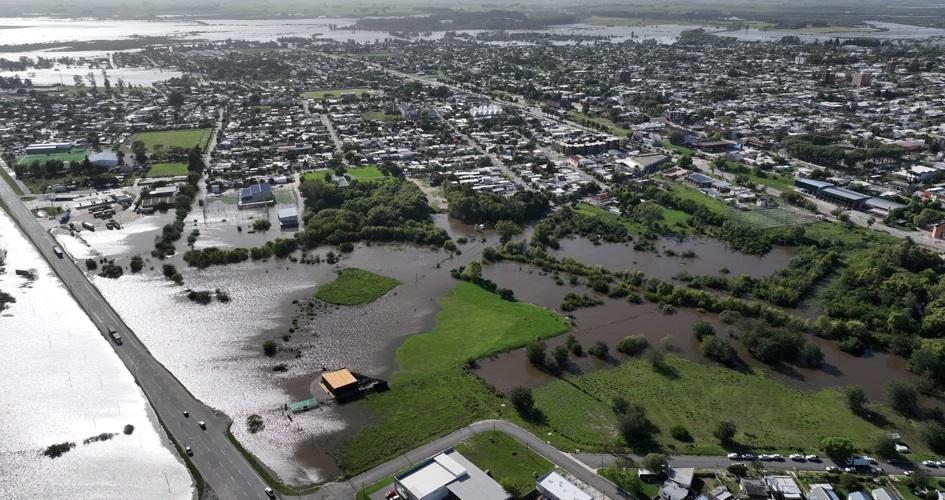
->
[
  {"left": 315, "top": 268, "right": 400, "bottom": 306},
  {"left": 0, "top": 167, "right": 25, "bottom": 195},
  {"left": 17, "top": 149, "right": 89, "bottom": 166},
  {"left": 745, "top": 172, "right": 795, "bottom": 192},
  {"left": 301, "top": 88, "right": 373, "bottom": 100},
  {"left": 662, "top": 179, "right": 730, "bottom": 215},
  {"left": 574, "top": 202, "right": 691, "bottom": 234},
  {"left": 662, "top": 141, "right": 695, "bottom": 156},
  {"left": 532, "top": 354, "right": 920, "bottom": 456},
  {"left": 727, "top": 207, "right": 817, "bottom": 230},
  {"left": 361, "top": 111, "right": 401, "bottom": 122},
  {"left": 454, "top": 431, "right": 553, "bottom": 496},
  {"left": 131, "top": 128, "right": 212, "bottom": 153},
  {"left": 145, "top": 162, "right": 189, "bottom": 178},
  {"left": 568, "top": 111, "right": 630, "bottom": 137},
  {"left": 347, "top": 165, "right": 386, "bottom": 181},
  {"left": 339, "top": 283, "right": 570, "bottom": 475}
]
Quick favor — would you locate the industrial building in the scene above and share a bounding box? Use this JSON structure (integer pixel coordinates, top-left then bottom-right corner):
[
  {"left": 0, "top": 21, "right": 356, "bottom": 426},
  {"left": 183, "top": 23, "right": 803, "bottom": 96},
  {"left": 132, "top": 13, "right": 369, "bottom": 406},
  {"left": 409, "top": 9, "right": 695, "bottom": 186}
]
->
[
  {"left": 278, "top": 207, "right": 299, "bottom": 227},
  {"left": 537, "top": 471, "right": 593, "bottom": 500},
  {"left": 238, "top": 183, "right": 275, "bottom": 208}
]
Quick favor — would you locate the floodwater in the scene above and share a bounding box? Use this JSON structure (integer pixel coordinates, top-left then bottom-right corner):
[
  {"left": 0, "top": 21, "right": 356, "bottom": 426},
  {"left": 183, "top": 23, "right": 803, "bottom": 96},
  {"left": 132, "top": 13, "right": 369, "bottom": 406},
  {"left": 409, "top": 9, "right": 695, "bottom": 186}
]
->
[
  {"left": 0, "top": 67, "right": 184, "bottom": 86},
  {"left": 551, "top": 236, "right": 794, "bottom": 280},
  {"left": 717, "top": 21, "right": 945, "bottom": 42},
  {"left": 52, "top": 208, "right": 499, "bottom": 485},
  {"left": 475, "top": 260, "right": 929, "bottom": 405},
  {"left": 0, "top": 211, "right": 193, "bottom": 499}
]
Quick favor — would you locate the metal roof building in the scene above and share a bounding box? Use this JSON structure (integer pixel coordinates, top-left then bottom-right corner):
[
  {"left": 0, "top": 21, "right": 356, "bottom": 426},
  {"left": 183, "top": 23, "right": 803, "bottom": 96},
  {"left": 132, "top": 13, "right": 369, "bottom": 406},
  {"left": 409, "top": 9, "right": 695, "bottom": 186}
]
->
[
  {"left": 394, "top": 450, "right": 510, "bottom": 500},
  {"left": 537, "top": 471, "right": 593, "bottom": 500}
]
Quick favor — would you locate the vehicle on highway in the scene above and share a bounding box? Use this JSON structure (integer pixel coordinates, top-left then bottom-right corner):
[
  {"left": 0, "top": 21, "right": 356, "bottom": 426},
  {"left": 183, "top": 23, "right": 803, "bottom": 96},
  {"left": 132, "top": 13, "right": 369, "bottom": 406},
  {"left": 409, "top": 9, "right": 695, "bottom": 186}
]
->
[
  {"left": 728, "top": 453, "right": 740, "bottom": 460},
  {"left": 741, "top": 453, "right": 755, "bottom": 460},
  {"left": 789, "top": 454, "right": 804, "bottom": 461},
  {"left": 53, "top": 246, "right": 63, "bottom": 258},
  {"left": 922, "top": 460, "right": 938, "bottom": 467},
  {"left": 107, "top": 328, "right": 122, "bottom": 345},
  {"left": 198, "top": 421, "right": 206, "bottom": 430},
  {"left": 825, "top": 466, "right": 840, "bottom": 473},
  {"left": 185, "top": 446, "right": 193, "bottom": 457},
  {"left": 183, "top": 410, "right": 189, "bottom": 418},
  {"left": 805, "top": 455, "right": 819, "bottom": 461},
  {"left": 265, "top": 487, "right": 276, "bottom": 498}
]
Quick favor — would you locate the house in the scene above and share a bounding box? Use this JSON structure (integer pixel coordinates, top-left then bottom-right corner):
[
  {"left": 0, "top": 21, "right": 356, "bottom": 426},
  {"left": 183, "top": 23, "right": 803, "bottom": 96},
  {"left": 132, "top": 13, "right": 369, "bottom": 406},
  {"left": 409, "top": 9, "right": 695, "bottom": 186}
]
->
[
  {"left": 536, "top": 471, "right": 592, "bottom": 500},
  {"left": 320, "top": 369, "right": 359, "bottom": 400},
  {"left": 848, "top": 492, "right": 871, "bottom": 500},
  {"left": 88, "top": 151, "right": 120, "bottom": 169},
  {"left": 871, "top": 488, "right": 898, "bottom": 500},
  {"left": 709, "top": 485, "right": 734, "bottom": 500},
  {"left": 741, "top": 479, "right": 769, "bottom": 500},
  {"left": 810, "top": 484, "right": 840, "bottom": 500},
  {"left": 661, "top": 481, "right": 690, "bottom": 500},
  {"left": 667, "top": 468, "right": 694, "bottom": 489},
  {"left": 238, "top": 183, "right": 275, "bottom": 208},
  {"left": 393, "top": 449, "right": 510, "bottom": 500},
  {"left": 766, "top": 475, "right": 803, "bottom": 500}
]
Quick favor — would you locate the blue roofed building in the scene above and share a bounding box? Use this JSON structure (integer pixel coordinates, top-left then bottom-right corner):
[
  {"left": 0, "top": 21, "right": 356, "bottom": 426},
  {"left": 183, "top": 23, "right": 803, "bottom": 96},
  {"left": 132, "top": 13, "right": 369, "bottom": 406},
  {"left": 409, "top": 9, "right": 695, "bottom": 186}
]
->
[{"left": 238, "top": 183, "right": 275, "bottom": 208}]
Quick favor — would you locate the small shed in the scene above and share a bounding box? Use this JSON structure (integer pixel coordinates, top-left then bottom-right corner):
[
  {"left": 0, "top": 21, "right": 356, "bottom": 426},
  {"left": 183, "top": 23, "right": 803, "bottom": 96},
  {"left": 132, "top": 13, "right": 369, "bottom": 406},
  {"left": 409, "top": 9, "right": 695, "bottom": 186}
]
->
[
  {"left": 321, "top": 369, "right": 359, "bottom": 400},
  {"left": 289, "top": 397, "right": 318, "bottom": 413}
]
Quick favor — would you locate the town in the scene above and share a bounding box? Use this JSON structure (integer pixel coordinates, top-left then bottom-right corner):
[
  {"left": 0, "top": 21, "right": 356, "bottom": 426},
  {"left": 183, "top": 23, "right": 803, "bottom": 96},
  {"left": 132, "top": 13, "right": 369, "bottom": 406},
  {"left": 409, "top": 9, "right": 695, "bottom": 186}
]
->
[{"left": 2, "top": 5, "right": 945, "bottom": 500}]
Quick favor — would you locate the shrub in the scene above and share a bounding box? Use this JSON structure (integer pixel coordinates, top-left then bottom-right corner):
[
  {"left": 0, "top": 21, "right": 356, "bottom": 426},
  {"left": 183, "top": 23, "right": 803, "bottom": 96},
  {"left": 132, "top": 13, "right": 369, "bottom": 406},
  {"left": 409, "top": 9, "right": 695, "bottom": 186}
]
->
[
  {"left": 718, "top": 310, "right": 740, "bottom": 324},
  {"left": 552, "top": 345, "right": 570, "bottom": 370},
  {"left": 887, "top": 381, "right": 918, "bottom": 417},
  {"left": 822, "top": 436, "right": 855, "bottom": 460},
  {"left": 43, "top": 442, "right": 76, "bottom": 459},
  {"left": 612, "top": 396, "right": 630, "bottom": 415},
  {"left": 714, "top": 420, "right": 737, "bottom": 444},
  {"left": 339, "top": 241, "right": 354, "bottom": 253},
  {"left": 98, "top": 262, "right": 123, "bottom": 279},
  {"left": 701, "top": 336, "right": 738, "bottom": 366},
  {"left": 845, "top": 386, "right": 867, "bottom": 413},
  {"left": 262, "top": 340, "right": 278, "bottom": 357},
  {"left": 123, "top": 424, "right": 135, "bottom": 435},
  {"left": 692, "top": 320, "right": 716, "bottom": 340},
  {"left": 508, "top": 387, "right": 534, "bottom": 415},
  {"left": 129, "top": 256, "right": 143, "bottom": 273},
  {"left": 670, "top": 424, "right": 692, "bottom": 442},
  {"left": 727, "top": 463, "right": 748, "bottom": 476},
  {"left": 873, "top": 435, "right": 899, "bottom": 460},
  {"left": 162, "top": 264, "right": 177, "bottom": 279},
  {"left": 588, "top": 341, "right": 609, "bottom": 359},
  {"left": 246, "top": 414, "right": 265, "bottom": 434},
  {"left": 85, "top": 259, "right": 97, "bottom": 271},
  {"left": 526, "top": 340, "right": 547, "bottom": 368},
  {"left": 617, "top": 335, "right": 649, "bottom": 355},
  {"left": 640, "top": 453, "right": 668, "bottom": 475},
  {"left": 252, "top": 219, "right": 271, "bottom": 231},
  {"left": 920, "top": 421, "right": 945, "bottom": 454}
]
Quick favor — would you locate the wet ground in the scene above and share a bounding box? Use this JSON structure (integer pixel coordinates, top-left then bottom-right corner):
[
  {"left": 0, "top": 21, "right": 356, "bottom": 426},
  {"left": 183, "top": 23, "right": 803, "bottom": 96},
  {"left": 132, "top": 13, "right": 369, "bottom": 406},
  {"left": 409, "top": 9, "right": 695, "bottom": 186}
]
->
[{"left": 0, "top": 211, "right": 193, "bottom": 499}]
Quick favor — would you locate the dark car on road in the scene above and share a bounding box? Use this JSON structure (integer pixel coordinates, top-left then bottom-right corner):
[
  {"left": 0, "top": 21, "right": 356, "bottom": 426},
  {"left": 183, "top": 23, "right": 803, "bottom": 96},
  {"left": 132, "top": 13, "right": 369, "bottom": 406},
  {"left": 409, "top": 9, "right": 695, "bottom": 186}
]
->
[{"left": 107, "top": 328, "right": 123, "bottom": 345}]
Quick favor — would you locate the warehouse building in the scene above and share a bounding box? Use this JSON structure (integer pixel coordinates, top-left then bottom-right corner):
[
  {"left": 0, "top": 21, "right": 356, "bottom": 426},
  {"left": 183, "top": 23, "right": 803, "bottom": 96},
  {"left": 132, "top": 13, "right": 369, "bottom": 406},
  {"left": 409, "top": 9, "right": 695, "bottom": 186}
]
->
[
  {"left": 238, "top": 183, "right": 275, "bottom": 208},
  {"left": 393, "top": 450, "right": 510, "bottom": 500}
]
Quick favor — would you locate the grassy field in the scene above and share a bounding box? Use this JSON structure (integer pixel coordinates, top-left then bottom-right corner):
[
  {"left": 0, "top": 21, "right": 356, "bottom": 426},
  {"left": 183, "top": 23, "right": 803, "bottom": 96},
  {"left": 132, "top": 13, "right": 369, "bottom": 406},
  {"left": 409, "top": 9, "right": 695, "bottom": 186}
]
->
[
  {"left": 347, "top": 165, "right": 387, "bottom": 181},
  {"left": 145, "top": 162, "right": 189, "bottom": 178},
  {"left": 727, "top": 207, "right": 817, "bottom": 230},
  {"left": 746, "top": 172, "right": 795, "bottom": 192},
  {"left": 662, "top": 179, "right": 730, "bottom": 215},
  {"left": 17, "top": 148, "right": 89, "bottom": 166},
  {"left": 574, "top": 202, "right": 693, "bottom": 234},
  {"left": 662, "top": 141, "right": 695, "bottom": 156},
  {"left": 339, "top": 283, "right": 570, "bottom": 474},
  {"left": 532, "top": 354, "right": 916, "bottom": 455},
  {"left": 132, "top": 128, "right": 213, "bottom": 153},
  {"left": 314, "top": 268, "right": 400, "bottom": 306},
  {"left": 568, "top": 111, "right": 631, "bottom": 137},
  {"left": 455, "top": 431, "right": 553, "bottom": 496},
  {"left": 301, "top": 88, "right": 373, "bottom": 100},
  {"left": 361, "top": 111, "right": 401, "bottom": 122}
]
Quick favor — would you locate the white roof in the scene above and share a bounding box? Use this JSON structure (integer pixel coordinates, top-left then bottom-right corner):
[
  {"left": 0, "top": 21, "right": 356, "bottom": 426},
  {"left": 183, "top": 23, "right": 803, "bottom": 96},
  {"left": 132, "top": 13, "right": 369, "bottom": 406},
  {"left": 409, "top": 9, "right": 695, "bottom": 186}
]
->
[
  {"left": 537, "top": 471, "right": 592, "bottom": 500},
  {"left": 766, "top": 476, "right": 802, "bottom": 500}
]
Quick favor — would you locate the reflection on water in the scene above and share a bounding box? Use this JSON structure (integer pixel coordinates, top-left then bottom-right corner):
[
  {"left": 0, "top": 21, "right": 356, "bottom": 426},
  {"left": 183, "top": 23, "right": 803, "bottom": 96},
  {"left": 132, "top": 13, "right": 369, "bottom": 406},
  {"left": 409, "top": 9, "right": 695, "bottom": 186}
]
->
[{"left": 0, "top": 211, "right": 192, "bottom": 499}]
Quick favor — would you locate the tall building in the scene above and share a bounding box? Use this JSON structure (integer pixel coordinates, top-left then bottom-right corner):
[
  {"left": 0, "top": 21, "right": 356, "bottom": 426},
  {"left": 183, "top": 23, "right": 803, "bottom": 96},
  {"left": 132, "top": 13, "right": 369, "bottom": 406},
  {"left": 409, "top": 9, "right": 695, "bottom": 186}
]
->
[
  {"left": 852, "top": 72, "right": 873, "bottom": 88},
  {"left": 818, "top": 68, "right": 836, "bottom": 85}
]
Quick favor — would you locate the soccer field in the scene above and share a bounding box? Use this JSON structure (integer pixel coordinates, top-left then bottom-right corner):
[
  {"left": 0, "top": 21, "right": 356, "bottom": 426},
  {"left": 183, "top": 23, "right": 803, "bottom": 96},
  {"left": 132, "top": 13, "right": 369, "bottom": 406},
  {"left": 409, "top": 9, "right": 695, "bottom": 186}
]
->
[
  {"left": 728, "top": 207, "right": 818, "bottom": 229},
  {"left": 132, "top": 128, "right": 213, "bottom": 153}
]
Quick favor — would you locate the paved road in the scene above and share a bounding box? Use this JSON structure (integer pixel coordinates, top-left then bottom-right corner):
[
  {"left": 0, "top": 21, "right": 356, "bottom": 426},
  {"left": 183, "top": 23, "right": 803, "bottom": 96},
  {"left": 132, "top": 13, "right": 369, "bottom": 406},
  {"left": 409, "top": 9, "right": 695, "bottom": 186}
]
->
[{"left": 346, "top": 419, "right": 629, "bottom": 499}]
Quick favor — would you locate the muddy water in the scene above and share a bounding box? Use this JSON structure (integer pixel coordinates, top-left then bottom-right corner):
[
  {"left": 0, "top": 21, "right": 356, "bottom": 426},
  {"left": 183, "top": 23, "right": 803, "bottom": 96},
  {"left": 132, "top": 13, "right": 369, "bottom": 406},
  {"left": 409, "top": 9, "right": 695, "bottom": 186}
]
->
[
  {"left": 476, "top": 260, "right": 929, "bottom": 404},
  {"left": 552, "top": 236, "right": 794, "bottom": 280},
  {"left": 52, "top": 209, "right": 499, "bottom": 485},
  {"left": 0, "top": 211, "right": 193, "bottom": 499}
]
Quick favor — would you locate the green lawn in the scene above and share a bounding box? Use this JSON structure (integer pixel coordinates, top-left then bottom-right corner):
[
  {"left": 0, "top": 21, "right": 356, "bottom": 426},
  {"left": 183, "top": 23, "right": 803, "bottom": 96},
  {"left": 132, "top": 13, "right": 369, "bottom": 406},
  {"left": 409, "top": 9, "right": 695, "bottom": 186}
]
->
[
  {"left": 532, "top": 354, "right": 918, "bottom": 456},
  {"left": 145, "top": 162, "right": 189, "bottom": 178},
  {"left": 568, "top": 111, "right": 630, "bottom": 137},
  {"left": 17, "top": 148, "right": 89, "bottom": 166},
  {"left": 662, "top": 179, "right": 730, "bottom": 215},
  {"left": 727, "top": 207, "right": 817, "bottom": 230},
  {"left": 315, "top": 268, "right": 400, "bottom": 306},
  {"left": 746, "top": 172, "right": 795, "bottom": 192},
  {"left": 361, "top": 111, "right": 401, "bottom": 122},
  {"left": 301, "top": 88, "right": 373, "bottom": 100},
  {"left": 347, "top": 165, "right": 386, "bottom": 181},
  {"left": 662, "top": 141, "right": 695, "bottom": 156},
  {"left": 339, "top": 283, "right": 570, "bottom": 475},
  {"left": 574, "top": 202, "right": 691, "bottom": 234},
  {"left": 455, "top": 431, "right": 553, "bottom": 497},
  {"left": 131, "top": 128, "right": 213, "bottom": 153}
]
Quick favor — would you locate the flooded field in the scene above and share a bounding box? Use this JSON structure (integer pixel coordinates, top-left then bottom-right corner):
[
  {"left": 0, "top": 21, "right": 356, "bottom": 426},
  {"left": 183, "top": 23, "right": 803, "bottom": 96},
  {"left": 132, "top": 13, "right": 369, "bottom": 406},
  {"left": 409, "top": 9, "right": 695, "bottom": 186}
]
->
[
  {"left": 0, "top": 67, "right": 184, "bottom": 86},
  {"left": 52, "top": 209, "right": 500, "bottom": 485},
  {"left": 552, "top": 236, "right": 794, "bottom": 280},
  {"left": 0, "top": 211, "right": 193, "bottom": 499},
  {"left": 476, "top": 260, "right": 930, "bottom": 405}
]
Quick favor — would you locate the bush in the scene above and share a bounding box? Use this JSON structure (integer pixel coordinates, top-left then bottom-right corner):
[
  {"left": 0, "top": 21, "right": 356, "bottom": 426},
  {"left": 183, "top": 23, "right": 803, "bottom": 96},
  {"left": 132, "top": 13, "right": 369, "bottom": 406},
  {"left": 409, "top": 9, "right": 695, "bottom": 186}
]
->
[
  {"left": 129, "top": 256, "right": 143, "bottom": 273},
  {"left": 123, "top": 424, "right": 135, "bottom": 435},
  {"left": 252, "top": 219, "right": 271, "bottom": 231},
  {"left": 714, "top": 421, "right": 737, "bottom": 445},
  {"left": 701, "top": 336, "right": 738, "bottom": 366},
  {"left": 693, "top": 320, "right": 715, "bottom": 340},
  {"left": 246, "top": 414, "right": 265, "bottom": 434},
  {"left": 873, "top": 435, "right": 899, "bottom": 460},
  {"left": 887, "top": 381, "right": 918, "bottom": 417},
  {"left": 670, "top": 424, "right": 692, "bottom": 442},
  {"left": 43, "top": 442, "right": 76, "bottom": 459},
  {"left": 339, "top": 241, "right": 354, "bottom": 253},
  {"left": 85, "top": 259, "right": 97, "bottom": 271},
  {"left": 588, "top": 341, "right": 609, "bottom": 359},
  {"left": 526, "top": 340, "right": 547, "bottom": 368},
  {"left": 617, "top": 335, "right": 649, "bottom": 355},
  {"left": 845, "top": 386, "right": 867, "bottom": 413},
  {"left": 552, "top": 345, "right": 570, "bottom": 371},
  {"left": 162, "top": 264, "right": 177, "bottom": 279},
  {"left": 98, "top": 262, "right": 123, "bottom": 279},
  {"left": 612, "top": 396, "right": 630, "bottom": 415},
  {"left": 822, "top": 436, "right": 855, "bottom": 460},
  {"left": 640, "top": 453, "right": 668, "bottom": 475},
  {"left": 727, "top": 463, "right": 748, "bottom": 476},
  {"left": 262, "top": 340, "right": 278, "bottom": 357},
  {"left": 920, "top": 421, "right": 945, "bottom": 454},
  {"left": 509, "top": 387, "right": 534, "bottom": 415}
]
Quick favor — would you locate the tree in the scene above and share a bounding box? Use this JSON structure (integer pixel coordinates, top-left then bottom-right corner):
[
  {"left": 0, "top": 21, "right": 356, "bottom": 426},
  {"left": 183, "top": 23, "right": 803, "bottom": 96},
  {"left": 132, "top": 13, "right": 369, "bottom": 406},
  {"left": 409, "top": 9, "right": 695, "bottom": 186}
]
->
[
  {"left": 508, "top": 387, "right": 534, "bottom": 415},
  {"left": 701, "top": 336, "right": 738, "bottom": 366},
  {"left": 640, "top": 453, "right": 668, "bottom": 475},
  {"left": 670, "top": 424, "right": 692, "bottom": 442},
  {"left": 589, "top": 341, "right": 609, "bottom": 359},
  {"left": 693, "top": 321, "right": 715, "bottom": 340},
  {"left": 845, "top": 386, "right": 867, "bottom": 414},
  {"left": 262, "top": 340, "right": 278, "bottom": 357},
  {"left": 168, "top": 90, "right": 184, "bottom": 107},
  {"left": 526, "top": 340, "right": 547, "bottom": 368},
  {"left": 495, "top": 219, "right": 523, "bottom": 244},
  {"left": 617, "top": 335, "right": 649, "bottom": 355},
  {"left": 552, "top": 345, "right": 570, "bottom": 370},
  {"left": 886, "top": 381, "right": 918, "bottom": 417},
  {"left": 714, "top": 421, "right": 737, "bottom": 445},
  {"left": 822, "top": 436, "right": 855, "bottom": 460},
  {"left": 618, "top": 404, "right": 652, "bottom": 444},
  {"left": 727, "top": 463, "right": 748, "bottom": 476},
  {"left": 920, "top": 421, "right": 945, "bottom": 454},
  {"left": 246, "top": 414, "right": 265, "bottom": 434},
  {"left": 873, "top": 434, "right": 899, "bottom": 460},
  {"left": 129, "top": 255, "right": 144, "bottom": 273}
]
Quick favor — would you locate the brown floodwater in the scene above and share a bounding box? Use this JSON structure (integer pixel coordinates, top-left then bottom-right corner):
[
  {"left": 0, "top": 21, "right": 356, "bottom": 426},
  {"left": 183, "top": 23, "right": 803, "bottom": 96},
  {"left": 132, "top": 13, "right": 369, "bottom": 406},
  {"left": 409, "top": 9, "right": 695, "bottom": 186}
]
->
[
  {"left": 551, "top": 236, "right": 794, "bottom": 280},
  {"left": 476, "top": 261, "right": 931, "bottom": 405}
]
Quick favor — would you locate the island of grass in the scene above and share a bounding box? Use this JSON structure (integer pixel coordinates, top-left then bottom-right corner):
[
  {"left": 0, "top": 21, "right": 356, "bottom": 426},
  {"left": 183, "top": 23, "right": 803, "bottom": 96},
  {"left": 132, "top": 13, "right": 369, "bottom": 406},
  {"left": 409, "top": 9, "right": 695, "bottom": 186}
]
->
[
  {"left": 455, "top": 431, "right": 553, "bottom": 497},
  {"left": 339, "top": 282, "right": 570, "bottom": 474},
  {"left": 301, "top": 88, "right": 373, "bottom": 100},
  {"left": 131, "top": 128, "right": 213, "bottom": 153},
  {"left": 315, "top": 268, "right": 400, "bottom": 306},
  {"left": 145, "top": 162, "right": 189, "bottom": 178}
]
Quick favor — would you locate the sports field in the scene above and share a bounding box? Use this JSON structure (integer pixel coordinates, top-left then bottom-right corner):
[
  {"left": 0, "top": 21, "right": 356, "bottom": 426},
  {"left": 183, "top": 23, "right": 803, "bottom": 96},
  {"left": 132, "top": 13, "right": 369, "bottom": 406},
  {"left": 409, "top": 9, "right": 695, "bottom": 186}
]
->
[
  {"left": 17, "top": 149, "right": 89, "bottom": 166},
  {"left": 131, "top": 128, "right": 213, "bottom": 153},
  {"left": 301, "top": 88, "right": 373, "bottom": 100},
  {"left": 145, "top": 162, "right": 189, "bottom": 178}
]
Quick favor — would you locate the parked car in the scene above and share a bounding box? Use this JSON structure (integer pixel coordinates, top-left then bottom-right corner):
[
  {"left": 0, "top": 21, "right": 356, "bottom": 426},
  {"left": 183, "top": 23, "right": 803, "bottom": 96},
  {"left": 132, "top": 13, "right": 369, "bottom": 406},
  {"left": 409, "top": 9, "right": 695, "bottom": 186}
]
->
[
  {"left": 805, "top": 455, "right": 819, "bottom": 462},
  {"left": 825, "top": 466, "right": 840, "bottom": 473},
  {"left": 185, "top": 446, "right": 193, "bottom": 457},
  {"left": 728, "top": 453, "right": 740, "bottom": 460},
  {"left": 789, "top": 454, "right": 804, "bottom": 461},
  {"left": 922, "top": 460, "right": 938, "bottom": 468},
  {"left": 198, "top": 421, "right": 206, "bottom": 430},
  {"left": 265, "top": 487, "right": 276, "bottom": 498}
]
